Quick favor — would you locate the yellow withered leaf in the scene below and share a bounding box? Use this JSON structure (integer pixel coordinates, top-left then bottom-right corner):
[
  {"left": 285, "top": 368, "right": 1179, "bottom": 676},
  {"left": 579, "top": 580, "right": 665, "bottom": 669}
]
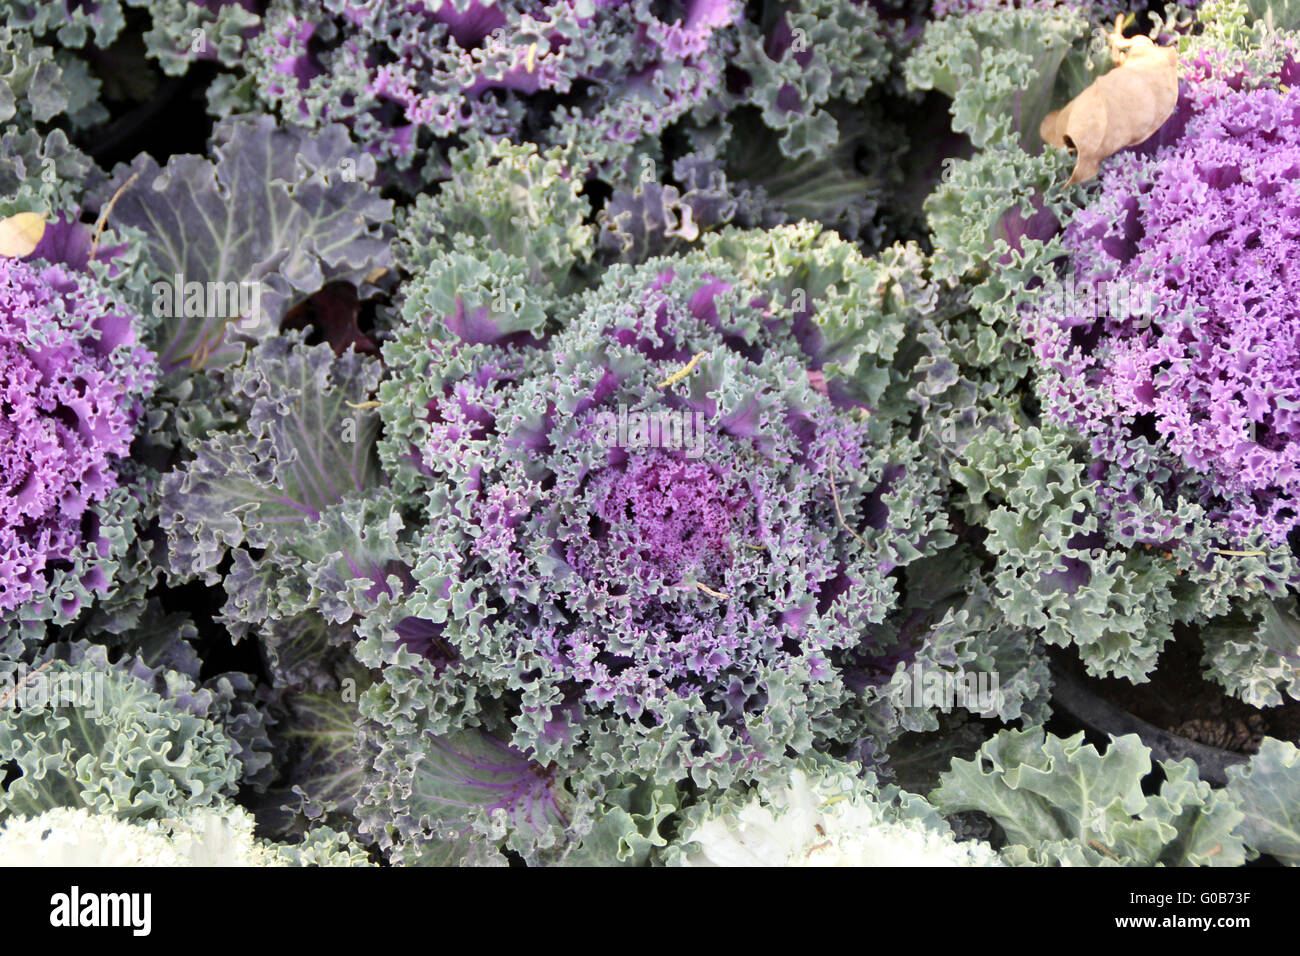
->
[
  {"left": 0, "top": 211, "right": 46, "bottom": 258},
  {"left": 1040, "top": 25, "right": 1178, "bottom": 185}
]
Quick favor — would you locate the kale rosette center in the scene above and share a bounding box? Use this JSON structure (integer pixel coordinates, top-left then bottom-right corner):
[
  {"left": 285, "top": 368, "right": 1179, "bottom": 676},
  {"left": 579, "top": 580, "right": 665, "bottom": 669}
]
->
[{"left": 574, "top": 451, "right": 751, "bottom": 587}]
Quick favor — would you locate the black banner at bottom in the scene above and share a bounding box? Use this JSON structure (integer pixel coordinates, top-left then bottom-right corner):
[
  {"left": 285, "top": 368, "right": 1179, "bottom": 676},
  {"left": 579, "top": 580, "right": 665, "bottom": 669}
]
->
[{"left": 1, "top": 863, "right": 1283, "bottom": 944}]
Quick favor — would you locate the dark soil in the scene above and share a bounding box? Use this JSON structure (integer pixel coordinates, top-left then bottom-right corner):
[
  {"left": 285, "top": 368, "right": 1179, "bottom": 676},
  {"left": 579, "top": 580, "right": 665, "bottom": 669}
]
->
[{"left": 1051, "top": 631, "right": 1300, "bottom": 755}]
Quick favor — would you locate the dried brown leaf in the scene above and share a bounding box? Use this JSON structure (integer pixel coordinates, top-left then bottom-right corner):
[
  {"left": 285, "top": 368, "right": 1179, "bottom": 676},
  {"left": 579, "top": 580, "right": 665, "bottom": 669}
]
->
[{"left": 1041, "top": 26, "right": 1178, "bottom": 185}]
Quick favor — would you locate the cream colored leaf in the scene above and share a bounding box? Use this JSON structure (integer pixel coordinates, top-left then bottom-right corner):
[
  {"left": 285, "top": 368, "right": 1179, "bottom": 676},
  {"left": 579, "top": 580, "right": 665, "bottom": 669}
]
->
[{"left": 0, "top": 211, "right": 46, "bottom": 258}]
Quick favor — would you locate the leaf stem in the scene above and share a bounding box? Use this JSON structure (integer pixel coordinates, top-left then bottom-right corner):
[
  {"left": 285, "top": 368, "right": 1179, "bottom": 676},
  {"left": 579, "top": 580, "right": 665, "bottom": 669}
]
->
[{"left": 90, "top": 172, "right": 140, "bottom": 261}]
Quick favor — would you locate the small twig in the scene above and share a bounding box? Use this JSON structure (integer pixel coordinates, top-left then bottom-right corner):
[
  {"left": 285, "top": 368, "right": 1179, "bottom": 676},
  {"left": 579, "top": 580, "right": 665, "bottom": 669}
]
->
[
  {"left": 89, "top": 172, "right": 140, "bottom": 261},
  {"left": 695, "top": 581, "right": 730, "bottom": 600},
  {"left": 187, "top": 333, "right": 215, "bottom": 371},
  {"left": 1089, "top": 839, "right": 1121, "bottom": 861},
  {"left": 0, "top": 659, "right": 55, "bottom": 709},
  {"left": 658, "top": 351, "right": 708, "bottom": 389},
  {"left": 827, "top": 449, "right": 868, "bottom": 546},
  {"left": 185, "top": 310, "right": 254, "bottom": 370}
]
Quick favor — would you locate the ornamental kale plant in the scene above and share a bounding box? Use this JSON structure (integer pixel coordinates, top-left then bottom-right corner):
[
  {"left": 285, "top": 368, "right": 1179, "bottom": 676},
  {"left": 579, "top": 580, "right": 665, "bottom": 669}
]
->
[
  {"left": 225, "top": 0, "right": 894, "bottom": 174},
  {"left": 0, "top": 241, "right": 154, "bottom": 631},
  {"left": 361, "top": 212, "right": 957, "bottom": 844},
  {"left": 1030, "top": 83, "right": 1300, "bottom": 551},
  {"left": 4, "top": 0, "right": 1300, "bottom": 878}
]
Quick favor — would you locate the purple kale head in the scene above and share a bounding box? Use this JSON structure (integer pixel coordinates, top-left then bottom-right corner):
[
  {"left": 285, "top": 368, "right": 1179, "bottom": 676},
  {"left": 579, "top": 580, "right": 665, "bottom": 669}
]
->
[
  {"left": 239, "top": 0, "right": 740, "bottom": 173},
  {"left": 1029, "top": 83, "right": 1300, "bottom": 549},
  {"left": 370, "top": 225, "right": 951, "bottom": 787},
  {"left": 0, "top": 248, "right": 154, "bottom": 621}
]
